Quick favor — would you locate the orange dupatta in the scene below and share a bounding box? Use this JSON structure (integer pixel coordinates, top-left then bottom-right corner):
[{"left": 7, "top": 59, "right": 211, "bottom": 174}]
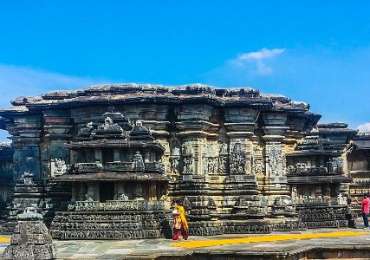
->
[{"left": 175, "top": 205, "right": 189, "bottom": 231}]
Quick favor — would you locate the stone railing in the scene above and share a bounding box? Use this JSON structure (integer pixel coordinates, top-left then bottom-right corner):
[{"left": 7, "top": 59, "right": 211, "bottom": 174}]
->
[
  {"left": 287, "top": 166, "right": 343, "bottom": 176},
  {"left": 73, "top": 161, "right": 164, "bottom": 173},
  {"left": 75, "top": 162, "right": 103, "bottom": 173},
  {"left": 144, "top": 162, "right": 164, "bottom": 173},
  {"left": 71, "top": 200, "right": 164, "bottom": 211},
  {"left": 104, "top": 162, "right": 135, "bottom": 172},
  {"left": 294, "top": 197, "right": 346, "bottom": 207}
]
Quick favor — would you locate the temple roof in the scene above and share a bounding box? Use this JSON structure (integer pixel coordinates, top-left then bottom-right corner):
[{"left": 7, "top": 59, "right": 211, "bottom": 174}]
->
[
  {"left": 0, "top": 83, "right": 311, "bottom": 112},
  {"left": 348, "top": 134, "right": 370, "bottom": 151},
  {"left": 318, "top": 123, "right": 357, "bottom": 136}
]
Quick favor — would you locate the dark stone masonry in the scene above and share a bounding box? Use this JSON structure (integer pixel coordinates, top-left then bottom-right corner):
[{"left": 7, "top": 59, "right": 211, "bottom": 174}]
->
[
  {"left": 0, "top": 83, "right": 367, "bottom": 240},
  {"left": 3, "top": 207, "right": 55, "bottom": 260}
]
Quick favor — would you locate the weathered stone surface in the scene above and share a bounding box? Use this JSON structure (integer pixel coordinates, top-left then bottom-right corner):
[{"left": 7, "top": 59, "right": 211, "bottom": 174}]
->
[
  {"left": 0, "top": 142, "right": 14, "bottom": 232},
  {"left": 0, "top": 84, "right": 362, "bottom": 238},
  {"left": 2, "top": 207, "right": 55, "bottom": 260}
]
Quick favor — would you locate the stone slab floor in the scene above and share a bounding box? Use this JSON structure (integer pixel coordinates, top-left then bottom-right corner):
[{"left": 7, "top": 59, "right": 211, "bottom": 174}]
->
[{"left": 2, "top": 228, "right": 370, "bottom": 259}]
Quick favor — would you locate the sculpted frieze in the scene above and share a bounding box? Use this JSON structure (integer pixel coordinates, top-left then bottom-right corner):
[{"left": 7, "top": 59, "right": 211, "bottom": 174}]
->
[
  {"left": 183, "top": 157, "right": 194, "bottom": 174},
  {"left": 169, "top": 146, "right": 180, "bottom": 174},
  {"left": 207, "top": 157, "right": 218, "bottom": 174},
  {"left": 266, "top": 143, "right": 285, "bottom": 177},
  {"left": 218, "top": 142, "right": 229, "bottom": 174},
  {"left": 252, "top": 144, "right": 264, "bottom": 176},
  {"left": 229, "top": 142, "right": 246, "bottom": 175},
  {"left": 50, "top": 158, "right": 67, "bottom": 177},
  {"left": 182, "top": 142, "right": 194, "bottom": 174},
  {"left": 203, "top": 143, "right": 218, "bottom": 175}
]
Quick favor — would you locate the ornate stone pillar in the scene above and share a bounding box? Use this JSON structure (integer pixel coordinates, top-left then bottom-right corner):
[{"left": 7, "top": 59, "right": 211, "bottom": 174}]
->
[
  {"left": 173, "top": 104, "right": 221, "bottom": 232},
  {"left": 42, "top": 110, "right": 72, "bottom": 217},
  {"left": 261, "top": 112, "right": 295, "bottom": 218},
  {"left": 223, "top": 107, "right": 267, "bottom": 219},
  {"left": 8, "top": 114, "right": 43, "bottom": 180},
  {"left": 42, "top": 110, "right": 72, "bottom": 179}
]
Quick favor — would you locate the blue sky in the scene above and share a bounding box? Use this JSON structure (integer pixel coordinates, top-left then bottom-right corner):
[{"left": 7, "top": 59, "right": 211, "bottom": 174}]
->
[{"left": 0, "top": 1, "right": 370, "bottom": 140}]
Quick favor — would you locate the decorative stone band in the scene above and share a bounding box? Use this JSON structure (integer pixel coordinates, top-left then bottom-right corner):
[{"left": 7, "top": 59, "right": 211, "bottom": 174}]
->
[
  {"left": 287, "top": 166, "right": 344, "bottom": 176},
  {"left": 71, "top": 200, "right": 165, "bottom": 211},
  {"left": 295, "top": 197, "right": 346, "bottom": 206},
  {"left": 73, "top": 161, "right": 164, "bottom": 173}
]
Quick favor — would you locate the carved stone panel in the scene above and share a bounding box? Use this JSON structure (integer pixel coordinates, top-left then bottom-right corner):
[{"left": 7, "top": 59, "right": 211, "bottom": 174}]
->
[
  {"left": 202, "top": 142, "right": 218, "bottom": 175},
  {"left": 217, "top": 142, "right": 229, "bottom": 174},
  {"left": 50, "top": 159, "right": 67, "bottom": 177},
  {"left": 252, "top": 143, "right": 264, "bottom": 176},
  {"left": 230, "top": 142, "right": 246, "bottom": 175},
  {"left": 265, "top": 142, "right": 286, "bottom": 182},
  {"left": 182, "top": 142, "right": 194, "bottom": 175}
]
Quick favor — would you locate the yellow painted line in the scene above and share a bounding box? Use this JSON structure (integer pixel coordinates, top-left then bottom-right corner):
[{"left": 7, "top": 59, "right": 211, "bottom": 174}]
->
[
  {"left": 0, "top": 236, "right": 10, "bottom": 244},
  {"left": 172, "top": 231, "right": 368, "bottom": 249}
]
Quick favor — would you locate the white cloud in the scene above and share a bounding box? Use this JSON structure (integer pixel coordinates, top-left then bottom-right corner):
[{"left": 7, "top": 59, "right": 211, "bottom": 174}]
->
[
  {"left": 232, "top": 48, "right": 285, "bottom": 75},
  {"left": 237, "top": 48, "right": 285, "bottom": 61},
  {"left": 357, "top": 122, "right": 370, "bottom": 133}
]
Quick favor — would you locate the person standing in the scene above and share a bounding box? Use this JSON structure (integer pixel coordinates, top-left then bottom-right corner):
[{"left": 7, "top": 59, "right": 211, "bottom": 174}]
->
[
  {"left": 172, "top": 200, "right": 189, "bottom": 240},
  {"left": 361, "top": 193, "right": 370, "bottom": 228}
]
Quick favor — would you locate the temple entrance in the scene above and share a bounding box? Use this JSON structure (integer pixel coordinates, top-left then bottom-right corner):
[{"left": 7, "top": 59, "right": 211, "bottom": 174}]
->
[{"left": 99, "top": 182, "right": 115, "bottom": 202}]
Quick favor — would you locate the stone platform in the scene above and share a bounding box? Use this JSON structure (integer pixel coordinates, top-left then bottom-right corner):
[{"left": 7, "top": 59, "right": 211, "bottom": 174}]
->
[{"left": 2, "top": 228, "right": 370, "bottom": 259}]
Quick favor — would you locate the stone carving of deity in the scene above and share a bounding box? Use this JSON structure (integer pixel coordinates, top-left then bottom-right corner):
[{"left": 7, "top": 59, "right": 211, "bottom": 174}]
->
[
  {"left": 78, "top": 121, "right": 95, "bottom": 137},
  {"left": 230, "top": 143, "right": 246, "bottom": 175},
  {"left": 103, "top": 117, "right": 114, "bottom": 129},
  {"left": 252, "top": 145, "right": 264, "bottom": 176},
  {"left": 85, "top": 191, "right": 94, "bottom": 201},
  {"left": 329, "top": 157, "right": 343, "bottom": 173},
  {"left": 207, "top": 157, "right": 217, "bottom": 174},
  {"left": 296, "top": 162, "right": 307, "bottom": 173},
  {"left": 118, "top": 193, "right": 129, "bottom": 201},
  {"left": 182, "top": 142, "right": 194, "bottom": 174},
  {"left": 133, "top": 151, "right": 145, "bottom": 172},
  {"left": 218, "top": 142, "right": 228, "bottom": 173},
  {"left": 183, "top": 157, "right": 194, "bottom": 174},
  {"left": 51, "top": 158, "right": 67, "bottom": 177},
  {"left": 182, "top": 142, "right": 193, "bottom": 156},
  {"left": 267, "top": 144, "right": 285, "bottom": 176},
  {"left": 169, "top": 146, "right": 180, "bottom": 174},
  {"left": 337, "top": 193, "right": 347, "bottom": 205},
  {"left": 21, "top": 172, "right": 34, "bottom": 186},
  {"left": 287, "top": 165, "right": 296, "bottom": 175},
  {"left": 272, "top": 195, "right": 295, "bottom": 215}
]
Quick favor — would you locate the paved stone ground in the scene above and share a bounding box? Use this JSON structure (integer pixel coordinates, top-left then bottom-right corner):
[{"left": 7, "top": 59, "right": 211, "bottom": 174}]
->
[
  {"left": 1, "top": 228, "right": 370, "bottom": 259},
  {"left": 54, "top": 229, "right": 370, "bottom": 259}
]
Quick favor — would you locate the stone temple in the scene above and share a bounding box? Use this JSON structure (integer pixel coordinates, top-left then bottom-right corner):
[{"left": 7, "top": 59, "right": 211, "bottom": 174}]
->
[{"left": 0, "top": 83, "right": 367, "bottom": 240}]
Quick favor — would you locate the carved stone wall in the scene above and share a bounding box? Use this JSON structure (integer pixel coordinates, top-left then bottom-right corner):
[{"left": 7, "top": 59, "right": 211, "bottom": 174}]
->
[{"left": 1, "top": 84, "right": 354, "bottom": 237}]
